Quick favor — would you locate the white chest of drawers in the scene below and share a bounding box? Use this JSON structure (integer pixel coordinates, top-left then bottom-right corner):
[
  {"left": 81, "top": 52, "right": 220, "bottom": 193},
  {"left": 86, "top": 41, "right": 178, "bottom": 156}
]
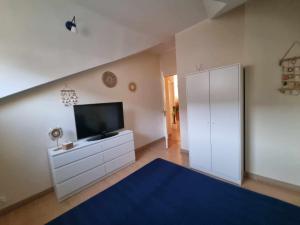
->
[{"left": 48, "top": 130, "right": 135, "bottom": 200}]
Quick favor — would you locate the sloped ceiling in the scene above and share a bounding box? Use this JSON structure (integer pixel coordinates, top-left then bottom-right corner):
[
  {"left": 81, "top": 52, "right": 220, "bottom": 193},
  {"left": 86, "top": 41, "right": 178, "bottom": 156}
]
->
[
  {"left": 209, "top": 0, "right": 247, "bottom": 17},
  {"left": 0, "top": 0, "right": 246, "bottom": 99},
  {"left": 72, "top": 0, "right": 208, "bottom": 39}
]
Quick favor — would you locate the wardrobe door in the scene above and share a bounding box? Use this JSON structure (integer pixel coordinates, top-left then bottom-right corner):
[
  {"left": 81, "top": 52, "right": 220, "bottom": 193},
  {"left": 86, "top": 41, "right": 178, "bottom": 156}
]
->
[
  {"left": 186, "top": 71, "right": 211, "bottom": 172},
  {"left": 210, "top": 65, "right": 242, "bottom": 182}
]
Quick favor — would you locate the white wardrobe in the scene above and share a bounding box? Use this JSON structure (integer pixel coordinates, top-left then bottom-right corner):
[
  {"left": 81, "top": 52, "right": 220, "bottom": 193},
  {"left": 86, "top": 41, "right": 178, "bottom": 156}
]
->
[{"left": 186, "top": 64, "right": 243, "bottom": 185}]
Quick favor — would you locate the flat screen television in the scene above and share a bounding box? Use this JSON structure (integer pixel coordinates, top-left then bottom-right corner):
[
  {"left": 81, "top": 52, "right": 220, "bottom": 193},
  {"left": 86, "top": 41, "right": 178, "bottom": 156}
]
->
[{"left": 74, "top": 102, "right": 124, "bottom": 141}]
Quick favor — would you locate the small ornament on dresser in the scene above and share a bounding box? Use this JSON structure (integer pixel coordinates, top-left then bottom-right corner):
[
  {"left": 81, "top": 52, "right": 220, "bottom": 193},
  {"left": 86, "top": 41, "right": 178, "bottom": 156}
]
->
[
  {"left": 62, "top": 142, "right": 74, "bottom": 150},
  {"left": 49, "top": 127, "right": 63, "bottom": 149}
]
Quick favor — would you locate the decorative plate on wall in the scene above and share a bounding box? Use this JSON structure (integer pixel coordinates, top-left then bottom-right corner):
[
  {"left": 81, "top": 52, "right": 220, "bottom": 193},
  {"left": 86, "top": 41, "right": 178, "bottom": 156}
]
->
[{"left": 102, "top": 71, "right": 117, "bottom": 88}]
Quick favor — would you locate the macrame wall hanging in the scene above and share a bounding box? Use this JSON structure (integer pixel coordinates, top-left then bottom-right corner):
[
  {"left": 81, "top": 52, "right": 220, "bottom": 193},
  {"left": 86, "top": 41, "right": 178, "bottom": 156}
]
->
[
  {"left": 278, "top": 41, "right": 300, "bottom": 95},
  {"left": 60, "top": 84, "right": 79, "bottom": 106}
]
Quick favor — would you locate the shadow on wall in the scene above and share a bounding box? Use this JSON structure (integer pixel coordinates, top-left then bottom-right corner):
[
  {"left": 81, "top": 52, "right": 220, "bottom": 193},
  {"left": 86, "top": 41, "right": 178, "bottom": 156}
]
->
[
  {"left": 125, "top": 109, "right": 142, "bottom": 149},
  {"left": 244, "top": 64, "right": 259, "bottom": 174}
]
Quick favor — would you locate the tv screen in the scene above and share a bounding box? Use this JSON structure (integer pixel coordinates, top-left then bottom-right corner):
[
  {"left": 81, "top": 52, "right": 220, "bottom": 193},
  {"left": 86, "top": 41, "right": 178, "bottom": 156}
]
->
[{"left": 74, "top": 102, "right": 124, "bottom": 140}]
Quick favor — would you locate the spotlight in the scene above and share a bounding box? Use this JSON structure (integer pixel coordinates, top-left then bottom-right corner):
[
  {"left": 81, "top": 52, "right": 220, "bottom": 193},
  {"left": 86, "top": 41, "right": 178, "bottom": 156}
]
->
[{"left": 65, "top": 16, "right": 77, "bottom": 33}]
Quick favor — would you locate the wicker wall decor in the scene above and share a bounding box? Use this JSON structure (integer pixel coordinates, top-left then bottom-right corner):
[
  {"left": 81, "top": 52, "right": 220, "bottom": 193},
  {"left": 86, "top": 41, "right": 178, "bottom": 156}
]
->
[
  {"left": 128, "top": 82, "right": 137, "bottom": 92},
  {"left": 279, "top": 41, "right": 300, "bottom": 95},
  {"left": 102, "top": 71, "right": 117, "bottom": 88}
]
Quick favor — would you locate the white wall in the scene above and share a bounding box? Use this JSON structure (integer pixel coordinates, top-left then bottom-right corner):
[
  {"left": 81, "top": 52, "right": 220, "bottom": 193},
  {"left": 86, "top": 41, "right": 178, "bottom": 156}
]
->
[
  {"left": 0, "top": 0, "right": 159, "bottom": 98},
  {"left": 176, "top": 0, "right": 300, "bottom": 186},
  {"left": 0, "top": 52, "right": 164, "bottom": 210},
  {"left": 160, "top": 49, "right": 177, "bottom": 76},
  {"left": 244, "top": 0, "right": 300, "bottom": 186},
  {"left": 176, "top": 6, "right": 244, "bottom": 150}
]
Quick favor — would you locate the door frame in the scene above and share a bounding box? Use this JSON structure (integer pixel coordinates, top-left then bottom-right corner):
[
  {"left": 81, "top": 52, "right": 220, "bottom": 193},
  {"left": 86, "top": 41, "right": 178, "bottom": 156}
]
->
[
  {"left": 161, "top": 73, "right": 169, "bottom": 148},
  {"left": 162, "top": 73, "right": 180, "bottom": 149}
]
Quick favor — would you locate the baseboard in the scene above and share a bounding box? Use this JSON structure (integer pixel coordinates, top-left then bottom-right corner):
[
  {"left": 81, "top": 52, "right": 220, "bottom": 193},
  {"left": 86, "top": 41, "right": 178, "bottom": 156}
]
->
[
  {"left": 0, "top": 187, "right": 53, "bottom": 216},
  {"left": 135, "top": 137, "right": 165, "bottom": 152},
  {"left": 0, "top": 160, "right": 138, "bottom": 214},
  {"left": 245, "top": 172, "right": 300, "bottom": 193},
  {"left": 1, "top": 137, "right": 169, "bottom": 215}
]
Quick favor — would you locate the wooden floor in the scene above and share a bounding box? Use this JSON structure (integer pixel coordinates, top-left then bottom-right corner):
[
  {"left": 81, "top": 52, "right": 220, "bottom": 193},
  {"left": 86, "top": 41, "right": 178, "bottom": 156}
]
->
[{"left": 0, "top": 139, "right": 299, "bottom": 225}]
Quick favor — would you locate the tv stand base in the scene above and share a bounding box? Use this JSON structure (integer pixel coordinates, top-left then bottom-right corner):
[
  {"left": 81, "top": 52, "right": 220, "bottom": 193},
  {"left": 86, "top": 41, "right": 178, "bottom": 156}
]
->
[{"left": 87, "top": 132, "right": 119, "bottom": 141}]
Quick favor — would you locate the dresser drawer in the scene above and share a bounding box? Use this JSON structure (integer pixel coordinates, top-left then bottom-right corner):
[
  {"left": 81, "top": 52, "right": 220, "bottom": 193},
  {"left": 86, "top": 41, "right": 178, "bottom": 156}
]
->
[
  {"left": 105, "top": 151, "right": 135, "bottom": 174},
  {"left": 52, "top": 143, "right": 102, "bottom": 168},
  {"left": 103, "top": 141, "right": 134, "bottom": 163},
  {"left": 53, "top": 152, "right": 104, "bottom": 184},
  {"left": 102, "top": 133, "right": 133, "bottom": 151},
  {"left": 55, "top": 164, "right": 106, "bottom": 200}
]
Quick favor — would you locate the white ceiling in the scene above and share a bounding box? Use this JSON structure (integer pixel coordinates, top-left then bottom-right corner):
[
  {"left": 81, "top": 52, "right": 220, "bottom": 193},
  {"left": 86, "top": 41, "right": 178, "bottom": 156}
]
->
[
  {"left": 72, "top": 0, "right": 246, "bottom": 55},
  {"left": 72, "top": 0, "right": 208, "bottom": 39},
  {"left": 0, "top": 0, "right": 246, "bottom": 98},
  {"left": 211, "top": 0, "right": 247, "bottom": 17},
  {"left": 148, "top": 37, "right": 176, "bottom": 55}
]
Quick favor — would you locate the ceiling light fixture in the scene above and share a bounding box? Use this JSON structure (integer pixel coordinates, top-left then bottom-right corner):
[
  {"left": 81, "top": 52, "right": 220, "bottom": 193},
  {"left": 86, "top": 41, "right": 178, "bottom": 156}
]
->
[{"left": 65, "top": 16, "right": 77, "bottom": 33}]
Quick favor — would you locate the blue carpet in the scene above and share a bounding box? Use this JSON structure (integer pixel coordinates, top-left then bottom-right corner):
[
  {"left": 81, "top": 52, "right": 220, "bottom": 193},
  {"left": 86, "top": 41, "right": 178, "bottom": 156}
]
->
[{"left": 46, "top": 158, "right": 300, "bottom": 225}]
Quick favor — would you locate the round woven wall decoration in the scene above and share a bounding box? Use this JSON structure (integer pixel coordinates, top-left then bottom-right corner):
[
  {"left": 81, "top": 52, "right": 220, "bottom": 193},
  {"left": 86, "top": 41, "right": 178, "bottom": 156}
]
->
[
  {"left": 128, "top": 82, "right": 137, "bottom": 92},
  {"left": 102, "top": 71, "right": 117, "bottom": 88}
]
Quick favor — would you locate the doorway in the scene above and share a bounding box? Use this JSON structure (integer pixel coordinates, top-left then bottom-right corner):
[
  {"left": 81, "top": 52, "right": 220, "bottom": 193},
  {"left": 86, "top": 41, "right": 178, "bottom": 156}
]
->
[{"left": 163, "top": 75, "right": 180, "bottom": 148}]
